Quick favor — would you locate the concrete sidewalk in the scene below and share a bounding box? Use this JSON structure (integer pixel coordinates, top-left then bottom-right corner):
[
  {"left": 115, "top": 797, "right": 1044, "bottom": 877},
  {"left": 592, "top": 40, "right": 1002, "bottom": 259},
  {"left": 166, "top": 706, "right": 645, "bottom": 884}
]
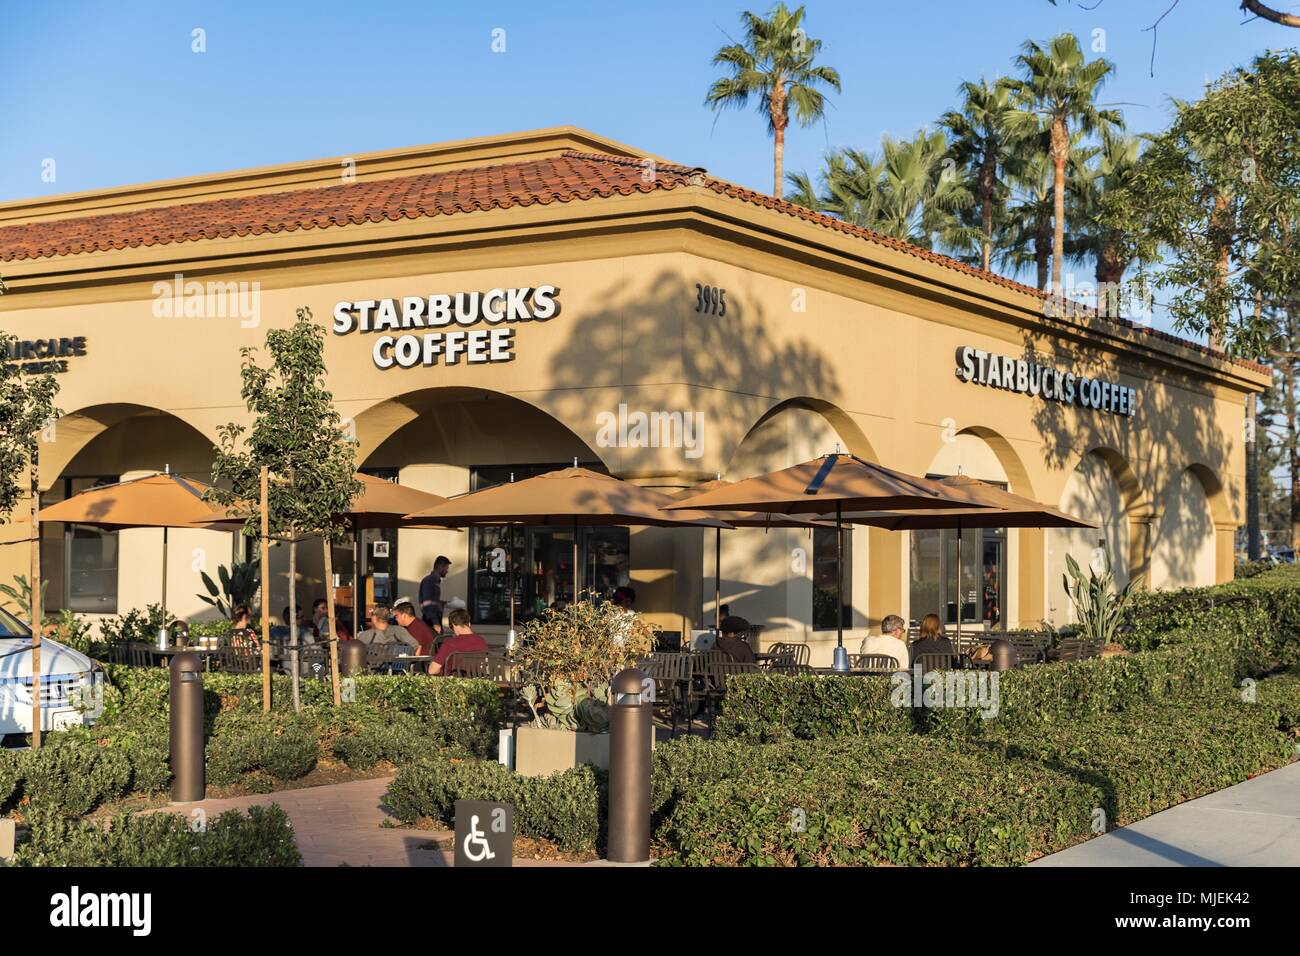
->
[
  {"left": 161, "top": 776, "right": 572, "bottom": 867},
  {"left": 1031, "top": 761, "right": 1300, "bottom": 867}
]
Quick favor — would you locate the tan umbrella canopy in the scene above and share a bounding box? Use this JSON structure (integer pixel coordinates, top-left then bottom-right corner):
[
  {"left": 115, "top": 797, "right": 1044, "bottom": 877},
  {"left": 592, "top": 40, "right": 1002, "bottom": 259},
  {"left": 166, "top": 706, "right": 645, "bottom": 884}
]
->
[
  {"left": 667, "top": 454, "right": 992, "bottom": 663},
  {"left": 38, "top": 471, "right": 239, "bottom": 639},
  {"left": 406, "top": 466, "right": 732, "bottom": 618},
  {"left": 671, "top": 479, "right": 829, "bottom": 632},
  {"left": 822, "top": 475, "right": 1096, "bottom": 650}
]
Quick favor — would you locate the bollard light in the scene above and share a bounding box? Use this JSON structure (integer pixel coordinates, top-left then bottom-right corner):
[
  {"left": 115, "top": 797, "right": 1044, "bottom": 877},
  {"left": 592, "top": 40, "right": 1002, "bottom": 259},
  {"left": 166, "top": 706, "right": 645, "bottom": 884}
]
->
[
  {"left": 832, "top": 645, "right": 849, "bottom": 672},
  {"left": 169, "top": 651, "right": 205, "bottom": 803},
  {"left": 607, "top": 667, "right": 651, "bottom": 863},
  {"left": 339, "top": 640, "right": 367, "bottom": 678},
  {"left": 990, "top": 638, "right": 1015, "bottom": 673}
]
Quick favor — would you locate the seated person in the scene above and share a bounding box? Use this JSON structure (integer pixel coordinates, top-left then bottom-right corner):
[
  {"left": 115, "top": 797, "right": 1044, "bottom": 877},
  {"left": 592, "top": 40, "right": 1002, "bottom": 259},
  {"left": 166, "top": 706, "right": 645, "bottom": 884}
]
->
[
  {"left": 859, "top": 613, "right": 910, "bottom": 670},
  {"left": 429, "top": 608, "right": 489, "bottom": 675},
  {"left": 355, "top": 606, "right": 419, "bottom": 650},
  {"left": 229, "top": 605, "right": 258, "bottom": 652},
  {"left": 393, "top": 600, "right": 436, "bottom": 655},
  {"left": 714, "top": 615, "right": 756, "bottom": 663},
  {"left": 909, "top": 613, "right": 956, "bottom": 667},
  {"left": 269, "top": 606, "right": 316, "bottom": 645}
]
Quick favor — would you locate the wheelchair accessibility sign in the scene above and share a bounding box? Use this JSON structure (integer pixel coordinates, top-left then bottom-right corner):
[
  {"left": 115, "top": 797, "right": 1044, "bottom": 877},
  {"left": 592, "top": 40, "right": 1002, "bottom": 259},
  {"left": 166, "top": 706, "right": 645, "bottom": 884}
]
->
[{"left": 453, "top": 800, "right": 512, "bottom": 867}]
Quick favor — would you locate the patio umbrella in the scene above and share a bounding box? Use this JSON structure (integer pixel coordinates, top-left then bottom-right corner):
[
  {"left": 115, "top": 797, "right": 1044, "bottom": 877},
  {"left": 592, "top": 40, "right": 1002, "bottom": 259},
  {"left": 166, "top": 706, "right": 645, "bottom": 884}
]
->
[
  {"left": 823, "top": 475, "right": 1096, "bottom": 652},
  {"left": 670, "top": 479, "right": 830, "bottom": 632},
  {"left": 37, "top": 469, "right": 239, "bottom": 643},
  {"left": 666, "top": 453, "right": 991, "bottom": 667},
  {"left": 405, "top": 466, "right": 732, "bottom": 613}
]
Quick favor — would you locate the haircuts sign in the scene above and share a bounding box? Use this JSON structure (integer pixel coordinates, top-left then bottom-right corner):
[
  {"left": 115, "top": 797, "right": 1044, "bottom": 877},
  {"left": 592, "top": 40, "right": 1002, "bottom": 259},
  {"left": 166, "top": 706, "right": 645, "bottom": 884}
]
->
[
  {"left": 955, "top": 346, "right": 1136, "bottom": 418},
  {"left": 332, "top": 286, "right": 559, "bottom": 370}
]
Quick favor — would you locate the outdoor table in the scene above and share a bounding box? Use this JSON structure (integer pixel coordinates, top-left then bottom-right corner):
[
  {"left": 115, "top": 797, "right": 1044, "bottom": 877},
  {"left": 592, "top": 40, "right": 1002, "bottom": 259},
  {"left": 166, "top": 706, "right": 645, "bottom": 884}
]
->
[
  {"left": 388, "top": 654, "right": 434, "bottom": 673},
  {"left": 150, "top": 646, "right": 219, "bottom": 670}
]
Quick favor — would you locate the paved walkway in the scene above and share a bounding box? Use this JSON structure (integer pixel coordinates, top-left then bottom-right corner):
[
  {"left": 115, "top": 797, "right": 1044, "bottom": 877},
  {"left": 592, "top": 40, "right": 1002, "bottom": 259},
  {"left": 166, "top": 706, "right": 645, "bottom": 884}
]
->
[{"left": 1031, "top": 761, "right": 1300, "bottom": 867}]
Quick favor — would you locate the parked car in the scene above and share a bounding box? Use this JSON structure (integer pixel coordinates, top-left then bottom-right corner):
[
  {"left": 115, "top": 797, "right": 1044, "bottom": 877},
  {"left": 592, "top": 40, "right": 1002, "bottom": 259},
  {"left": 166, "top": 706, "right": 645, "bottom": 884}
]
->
[{"left": 0, "top": 605, "right": 100, "bottom": 745}]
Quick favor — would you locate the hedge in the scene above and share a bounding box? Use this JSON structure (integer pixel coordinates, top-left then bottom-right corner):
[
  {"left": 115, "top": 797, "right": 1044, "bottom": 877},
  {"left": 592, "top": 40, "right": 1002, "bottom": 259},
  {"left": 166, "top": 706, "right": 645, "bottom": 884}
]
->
[
  {"left": 715, "top": 628, "right": 1260, "bottom": 742},
  {"left": 8, "top": 804, "right": 301, "bottom": 867},
  {"left": 100, "top": 665, "right": 503, "bottom": 757},
  {"left": 205, "top": 713, "right": 320, "bottom": 791},
  {"left": 386, "top": 757, "right": 602, "bottom": 852},
  {"left": 656, "top": 698, "right": 1294, "bottom": 866}
]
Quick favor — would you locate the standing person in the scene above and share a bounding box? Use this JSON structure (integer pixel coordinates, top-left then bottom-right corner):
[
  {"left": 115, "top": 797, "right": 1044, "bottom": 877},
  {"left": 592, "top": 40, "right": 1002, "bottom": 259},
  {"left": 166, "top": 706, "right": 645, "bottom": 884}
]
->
[
  {"left": 859, "top": 614, "right": 910, "bottom": 670},
  {"left": 419, "top": 556, "right": 451, "bottom": 632},
  {"left": 393, "top": 600, "right": 436, "bottom": 655},
  {"left": 428, "top": 608, "right": 488, "bottom": 675}
]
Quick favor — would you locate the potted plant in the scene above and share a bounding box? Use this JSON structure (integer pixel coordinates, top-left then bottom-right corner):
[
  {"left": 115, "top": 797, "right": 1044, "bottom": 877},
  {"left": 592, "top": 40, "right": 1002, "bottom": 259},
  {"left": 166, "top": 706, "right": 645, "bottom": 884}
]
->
[
  {"left": 512, "top": 598, "right": 657, "bottom": 776},
  {"left": 1062, "top": 550, "right": 1139, "bottom": 656}
]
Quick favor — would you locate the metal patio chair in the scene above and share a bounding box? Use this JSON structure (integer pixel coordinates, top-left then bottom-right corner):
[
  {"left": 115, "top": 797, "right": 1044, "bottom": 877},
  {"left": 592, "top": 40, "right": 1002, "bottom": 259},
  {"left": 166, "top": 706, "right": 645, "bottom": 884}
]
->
[{"left": 849, "top": 653, "right": 903, "bottom": 673}]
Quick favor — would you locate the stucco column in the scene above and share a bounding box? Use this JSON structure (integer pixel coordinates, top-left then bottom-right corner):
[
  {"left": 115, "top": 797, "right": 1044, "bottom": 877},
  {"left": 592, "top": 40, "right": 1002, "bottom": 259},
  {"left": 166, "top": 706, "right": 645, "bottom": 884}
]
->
[
  {"left": 1127, "top": 512, "right": 1158, "bottom": 589},
  {"left": 866, "top": 526, "right": 904, "bottom": 630},
  {"left": 1214, "top": 521, "right": 1237, "bottom": 584},
  {"left": 1016, "top": 527, "right": 1044, "bottom": 627}
]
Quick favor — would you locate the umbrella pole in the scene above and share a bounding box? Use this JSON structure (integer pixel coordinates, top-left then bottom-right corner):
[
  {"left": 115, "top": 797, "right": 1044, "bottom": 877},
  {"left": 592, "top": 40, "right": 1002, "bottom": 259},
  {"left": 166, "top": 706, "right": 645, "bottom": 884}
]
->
[
  {"left": 508, "top": 523, "right": 516, "bottom": 643},
  {"left": 572, "top": 524, "right": 578, "bottom": 603},
  {"left": 160, "top": 525, "right": 169, "bottom": 647},
  {"left": 836, "top": 501, "right": 845, "bottom": 649},
  {"left": 955, "top": 521, "right": 962, "bottom": 656},
  {"left": 714, "top": 526, "right": 721, "bottom": 632}
]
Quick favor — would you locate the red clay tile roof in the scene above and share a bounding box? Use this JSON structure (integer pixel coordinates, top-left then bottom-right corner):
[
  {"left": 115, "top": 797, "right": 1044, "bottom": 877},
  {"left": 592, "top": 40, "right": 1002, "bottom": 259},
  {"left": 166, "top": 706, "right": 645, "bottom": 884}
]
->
[{"left": 0, "top": 149, "right": 1269, "bottom": 376}]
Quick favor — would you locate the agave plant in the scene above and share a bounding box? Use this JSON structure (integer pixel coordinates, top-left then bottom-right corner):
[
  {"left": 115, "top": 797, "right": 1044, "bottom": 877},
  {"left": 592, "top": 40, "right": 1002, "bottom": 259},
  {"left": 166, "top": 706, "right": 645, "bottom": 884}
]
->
[
  {"left": 197, "top": 558, "right": 260, "bottom": 618},
  {"left": 1062, "top": 550, "right": 1139, "bottom": 647}
]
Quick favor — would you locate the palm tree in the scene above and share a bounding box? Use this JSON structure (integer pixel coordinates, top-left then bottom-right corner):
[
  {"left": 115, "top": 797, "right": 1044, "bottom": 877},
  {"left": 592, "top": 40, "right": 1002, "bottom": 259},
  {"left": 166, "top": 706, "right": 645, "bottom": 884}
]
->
[
  {"left": 940, "top": 78, "right": 1024, "bottom": 271},
  {"left": 1075, "top": 130, "right": 1144, "bottom": 293},
  {"left": 1006, "top": 34, "right": 1122, "bottom": 294},
  {"left": 998, "top": 135, "right": 1094, "bottom": 291},
  {"left": 706, "top": 3, "right": 841, "bottom": 198},
  {"left": 788, "top": 129, "right": 973, "bottom": 251}
]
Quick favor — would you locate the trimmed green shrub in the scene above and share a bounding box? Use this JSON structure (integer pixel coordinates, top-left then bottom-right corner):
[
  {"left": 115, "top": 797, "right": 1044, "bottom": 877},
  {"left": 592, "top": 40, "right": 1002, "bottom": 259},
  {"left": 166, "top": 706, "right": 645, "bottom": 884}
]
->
[
  {"left": 331, "top": 710, "right": 451, "bottom": 770},
  {"left": 0, "top": 750, "right": 19, "bottom": 810},
  {"left": 657, "top": 735, "right": 1098, "bottom": 866},
  {"left": 982, "top": 699, "right": 1293, "bottom": 828},
  {"left": 386, "top": 757, "right": 601, "bottom": 852},
  {"left": 205, "top": 714, "right": 318, "bottom": 790},
  {"left": 20, "top": 740, "right": 131, "bottom": 815},
  {"left": 1254, "top": 666, "right": 1300, "bottom": 733},
  {"left": 714, "top": 673, "right": 912, "bottom": 742},
  {"left": 10, "top": 804, "right": 301, "bottom": 867}
]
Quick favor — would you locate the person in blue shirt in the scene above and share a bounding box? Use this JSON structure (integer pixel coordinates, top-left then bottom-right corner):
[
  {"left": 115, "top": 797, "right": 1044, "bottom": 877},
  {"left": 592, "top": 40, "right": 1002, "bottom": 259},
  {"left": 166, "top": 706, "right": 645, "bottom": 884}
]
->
[{"left": 419, "top": 556, "right": 451, "bottom": 632}]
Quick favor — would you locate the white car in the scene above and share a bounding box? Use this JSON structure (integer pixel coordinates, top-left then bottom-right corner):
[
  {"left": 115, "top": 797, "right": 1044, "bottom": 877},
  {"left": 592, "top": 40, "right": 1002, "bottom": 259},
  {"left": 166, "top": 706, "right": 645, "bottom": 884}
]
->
[{"left": 0, "top": 605, "right": 101, "bottom": 743}]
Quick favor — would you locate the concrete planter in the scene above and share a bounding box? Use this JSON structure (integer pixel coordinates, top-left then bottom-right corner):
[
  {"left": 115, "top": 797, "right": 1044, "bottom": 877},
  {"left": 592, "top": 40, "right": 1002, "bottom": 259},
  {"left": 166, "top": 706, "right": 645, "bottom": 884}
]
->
[{"left": 513, "top": 725, "right": 610, "bottom": 777}]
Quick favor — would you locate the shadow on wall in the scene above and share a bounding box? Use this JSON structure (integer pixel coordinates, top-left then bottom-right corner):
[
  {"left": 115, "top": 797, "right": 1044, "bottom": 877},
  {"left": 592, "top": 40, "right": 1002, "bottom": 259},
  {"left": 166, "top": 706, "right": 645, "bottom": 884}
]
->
[
  {"left": 1021, "top": 330, "right": 1236, "bottom": 589},
  {"left": 543, "top": 268, "right": 850, "bottom": 633}
]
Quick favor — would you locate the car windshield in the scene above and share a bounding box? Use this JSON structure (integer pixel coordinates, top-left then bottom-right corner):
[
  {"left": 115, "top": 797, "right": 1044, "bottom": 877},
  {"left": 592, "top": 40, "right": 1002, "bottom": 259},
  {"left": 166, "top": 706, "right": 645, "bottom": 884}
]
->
[{"left": 0, "top": 605, "right": 32, "bottom": 637}]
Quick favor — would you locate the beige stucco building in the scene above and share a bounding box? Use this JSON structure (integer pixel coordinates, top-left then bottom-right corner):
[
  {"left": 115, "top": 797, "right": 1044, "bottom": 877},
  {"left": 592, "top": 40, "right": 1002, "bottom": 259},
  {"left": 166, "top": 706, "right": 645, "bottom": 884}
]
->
[{"left": 0, "top": 128, "right": 1268, "bottom": 663}]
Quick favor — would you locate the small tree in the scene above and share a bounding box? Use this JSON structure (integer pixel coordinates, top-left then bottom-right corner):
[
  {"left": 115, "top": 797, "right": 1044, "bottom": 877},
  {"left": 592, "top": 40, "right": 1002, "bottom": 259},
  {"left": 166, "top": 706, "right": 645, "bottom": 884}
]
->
[
  {"left": 208, "top": 308, "right": 360, "bottom": 711},
  {"left": 0, "top": 327, "right": 61, "bottom": 746}
]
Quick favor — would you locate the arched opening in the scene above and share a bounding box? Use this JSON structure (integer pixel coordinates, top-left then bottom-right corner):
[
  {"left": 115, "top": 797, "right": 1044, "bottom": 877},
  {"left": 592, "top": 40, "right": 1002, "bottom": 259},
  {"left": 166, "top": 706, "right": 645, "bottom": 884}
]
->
[
  {"left": 708, "top": 398, "right": 875, "bottom": 662},
  {"left": 30, "top": 405, "right": 232, "bottom": 625},
  {"left": 346, "top": 387, "right": 630, "bottom": 633},
  {"left": 912, "top": 427, "right": 1030, "bottom": 632},
  {"left": 1150, "top": 466, "right": 1220, "bottom": 590},
  {"left": 1047, "top": 449, "right": 1139, "bottom": 625}
]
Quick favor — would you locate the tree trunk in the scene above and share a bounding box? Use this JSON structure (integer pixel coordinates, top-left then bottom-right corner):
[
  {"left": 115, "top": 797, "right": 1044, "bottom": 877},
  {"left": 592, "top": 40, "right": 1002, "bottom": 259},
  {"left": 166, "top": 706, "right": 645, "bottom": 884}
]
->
[
  {"left": 324, "top": 538, "right": 341, "bottom": 707},
  {"left": 1209, "top": 192, "right": 1233, "bottom": 351},
  {"left": 1050, "top": 114, "right": 1068, "bottom": 295},
  {"left": 1288, "top": 310, "right": 1300, "bottom": 551},
  {"left": 259, "top": 467, "right": 271, "bottom": 712},
  {"left": 289, "top": 538, "right": 300, "bottom": 713},
  {"left": 1035, "top": 212, "right": 1051, "bottom": 292},
  {"left": 1246, "top": 391, "right": 1260, "bottom": 560},
  {"left": 980, "top": 151, "right": 995, "bottom": 272},
  {"left": 771, "top": 82, "right": 787, "bottom": 199},
  {"left": 30, "top": 451, "right": 41, "bottom": 748}
]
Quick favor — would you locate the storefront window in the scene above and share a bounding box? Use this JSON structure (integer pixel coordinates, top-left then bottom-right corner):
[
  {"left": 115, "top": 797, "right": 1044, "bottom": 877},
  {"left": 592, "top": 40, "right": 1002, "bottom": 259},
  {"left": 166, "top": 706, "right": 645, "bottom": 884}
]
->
[
  {"left": 467, "top": 464, "right": 629, "bottom": 625},
  {"left": 908, "top": 526, "right": 1005, "bottom": 628},
  {"left": 357, "top": 468, "right": 399, "bottom": 610},
  {"left": 812, "top": 525, "right": 851, "bottom": 630},
  {"left": 41, "top": 476, "right": 120, "bottom": 614}
]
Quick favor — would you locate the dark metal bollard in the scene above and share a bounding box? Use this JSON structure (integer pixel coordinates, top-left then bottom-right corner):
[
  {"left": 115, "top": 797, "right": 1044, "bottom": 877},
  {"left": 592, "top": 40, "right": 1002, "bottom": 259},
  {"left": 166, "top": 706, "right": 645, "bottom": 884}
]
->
[
  {"left": 339, "top": 640, "right": 367, "bottom": 678},
  {"left": 990, "top": 639, "right": 1015, "bottom": 673},
  {"left": 169, "top": 651, "right": 205, "bottom": 802},
  {"left": 607, "top": 667, "right": 652, "bottom": 863}
]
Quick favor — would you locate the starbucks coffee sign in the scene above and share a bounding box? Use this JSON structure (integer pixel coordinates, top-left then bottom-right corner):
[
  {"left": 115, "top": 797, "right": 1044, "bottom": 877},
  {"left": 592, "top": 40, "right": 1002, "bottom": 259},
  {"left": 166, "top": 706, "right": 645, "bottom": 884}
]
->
[
  {"left": 332, "top": 286, "right": 560, "bottom": 370},
  {"left": 955, "top": 346, "right": 1136, "bottom": 418}
]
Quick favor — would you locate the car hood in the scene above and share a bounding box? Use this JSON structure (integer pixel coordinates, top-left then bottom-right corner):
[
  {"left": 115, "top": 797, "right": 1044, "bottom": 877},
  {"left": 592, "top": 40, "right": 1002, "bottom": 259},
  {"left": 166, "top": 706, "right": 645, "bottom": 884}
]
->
[{"left": 0, "top": 638, "right": 95, "bottom": 678}]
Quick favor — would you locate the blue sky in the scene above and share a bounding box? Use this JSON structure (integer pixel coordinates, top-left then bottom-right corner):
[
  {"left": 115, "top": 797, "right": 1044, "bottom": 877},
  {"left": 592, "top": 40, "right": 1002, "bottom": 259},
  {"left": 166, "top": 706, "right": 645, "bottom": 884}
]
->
[{"left": 1, "top": 0, "right": 1295, "bottom": 329}]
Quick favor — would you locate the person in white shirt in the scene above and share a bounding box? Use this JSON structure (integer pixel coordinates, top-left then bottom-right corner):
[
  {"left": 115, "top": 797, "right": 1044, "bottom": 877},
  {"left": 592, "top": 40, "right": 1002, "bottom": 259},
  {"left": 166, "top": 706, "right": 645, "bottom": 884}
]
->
[{"left": 859, "top": 614, "right": 910, "bottom": 670}]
